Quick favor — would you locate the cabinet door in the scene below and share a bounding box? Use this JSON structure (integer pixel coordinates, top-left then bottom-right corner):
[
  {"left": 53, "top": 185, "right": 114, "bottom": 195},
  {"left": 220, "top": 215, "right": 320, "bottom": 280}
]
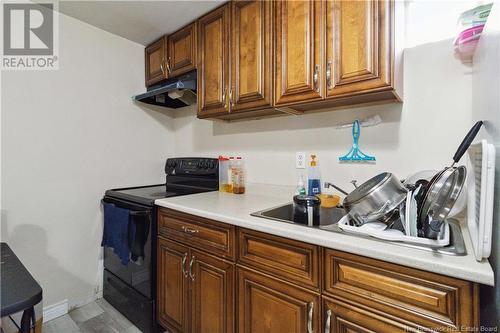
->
[
  {"left": 168, "top": 23, "right": 197, "bottom": 77},
  {"left": 325, "top": 0, "right": 393, "bottom": 97},
  {"left": 323, "top": 296, "right": 409, "bottom": 333},
  {"left": 190, "top": 250, "right": 234, "bottom": 333},
  {"left": 275, "top": 0, "right": 323, "bottom": 106},
  {"left": 238, "top": 267, "right": 320, "bottom": 333},
  {"left": 157, "top": 238, "right": 189, "bottom": 333},
  {"left": 145, "top": 37, "right": 167, "bottom": 86},
  {"left": 197, "top": 4, "right": 230, "bottom": 117},
  {"left": 230, "top": 0, "right": 273, "bottom": 112}
]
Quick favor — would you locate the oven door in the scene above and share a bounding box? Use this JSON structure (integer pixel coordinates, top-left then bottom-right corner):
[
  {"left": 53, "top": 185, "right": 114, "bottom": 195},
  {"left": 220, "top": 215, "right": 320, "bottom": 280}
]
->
[{"left": 102, "top": 196, "right": 155, "bottom": 299}]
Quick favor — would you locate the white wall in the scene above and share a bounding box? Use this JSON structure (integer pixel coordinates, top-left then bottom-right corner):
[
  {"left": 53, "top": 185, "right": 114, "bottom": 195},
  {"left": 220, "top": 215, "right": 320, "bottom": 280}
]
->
[
  {"left": 173, "top": 1, "right": 476, "bottom": 192},
  {"left": 472, "top": 1, "right": 500, "bottom": 327},
  {"left": 1, "top": 14, "right": 175, "bottom": 308}
]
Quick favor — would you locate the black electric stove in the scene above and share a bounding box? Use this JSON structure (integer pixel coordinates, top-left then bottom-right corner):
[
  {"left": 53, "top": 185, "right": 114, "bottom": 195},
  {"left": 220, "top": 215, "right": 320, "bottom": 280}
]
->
[{"left": 101, "top": 157, "right": 218, "bottom": 333}]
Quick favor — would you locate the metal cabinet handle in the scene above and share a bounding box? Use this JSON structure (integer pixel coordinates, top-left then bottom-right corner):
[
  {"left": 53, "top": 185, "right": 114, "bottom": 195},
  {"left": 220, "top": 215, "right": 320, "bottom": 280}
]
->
[
  {"left": 222, "top": 88, "right": 227, "bottom": 109},
  {"left": 166, "top": 56, "right": 172, "bottom": 74},
  {"left": 181, "top": 253, "right": 188, "bottom": 278},
  {"left": 160, "top": 60, "right": 165, "bottom": 75},
  {"left": 326, "top": 61, "right": 332, "bottom": 89},
  {"left": 181, "top": 226, "right": 199, "bottom": 234},
  {"left": 188, "top": 256, "right": 195, "bottom": 281},
  {"left": 324, "top": 309, "right": 332, "bottom": 333},
  {"left": 229, "top": 88, "right": 235, "bottom": 109},
  {"left": 313, "top": 65, "right": 319, "bottom": 93},
  {"left": 307, "top": 302, "right": 314, "bottom": 333}
]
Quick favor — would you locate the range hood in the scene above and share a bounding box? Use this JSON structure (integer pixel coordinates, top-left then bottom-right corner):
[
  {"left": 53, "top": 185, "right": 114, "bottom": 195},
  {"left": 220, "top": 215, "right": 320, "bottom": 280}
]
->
[{"left": 133, "top": 70, "right": 197, "bottom": 108}]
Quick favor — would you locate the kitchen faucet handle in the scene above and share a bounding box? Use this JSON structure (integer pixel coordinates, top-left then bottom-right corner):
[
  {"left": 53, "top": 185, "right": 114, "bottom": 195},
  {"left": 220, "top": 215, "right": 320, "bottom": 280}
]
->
[{"left": 324, "top": 181, "right": 348, "bottom": 196}]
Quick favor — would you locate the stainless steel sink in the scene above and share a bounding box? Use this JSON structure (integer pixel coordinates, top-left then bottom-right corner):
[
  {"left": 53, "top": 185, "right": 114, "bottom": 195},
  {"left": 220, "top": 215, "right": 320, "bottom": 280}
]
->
[
  {"left": 251, "top": 203, "right": 466, "bottom": 256},
  {"left": 251, "top": 203, "right": 346, "bottom": 227}
]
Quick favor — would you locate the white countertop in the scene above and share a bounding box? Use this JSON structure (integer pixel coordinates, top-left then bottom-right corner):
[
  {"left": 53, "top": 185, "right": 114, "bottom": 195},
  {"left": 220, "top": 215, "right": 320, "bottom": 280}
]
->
[{"left": 155, "top": 183, "right": 494, "bottom": 286}]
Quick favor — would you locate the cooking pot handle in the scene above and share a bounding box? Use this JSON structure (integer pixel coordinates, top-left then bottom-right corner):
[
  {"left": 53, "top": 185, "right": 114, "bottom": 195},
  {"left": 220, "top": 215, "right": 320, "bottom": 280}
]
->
[{"left": 452, "top": 121, "right": 483, "bottom": 165}]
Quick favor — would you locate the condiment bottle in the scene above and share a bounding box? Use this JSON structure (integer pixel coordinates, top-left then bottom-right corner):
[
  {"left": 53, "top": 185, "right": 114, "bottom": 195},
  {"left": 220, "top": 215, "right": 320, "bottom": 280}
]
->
[
  {"left": 226, "top": 157, "right": 235, "bottom": 193},
  {"left": 218, "top": 156, "right": 231, "bottom": 192},
  {"left": 232, "top": 157, "right": 245, "bottom": 194}
]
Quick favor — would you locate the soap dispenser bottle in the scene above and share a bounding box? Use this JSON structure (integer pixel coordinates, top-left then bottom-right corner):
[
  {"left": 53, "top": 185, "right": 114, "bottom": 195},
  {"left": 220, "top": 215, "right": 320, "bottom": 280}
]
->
[
  {"left": 307, "top": 155, "right": 321, "bottom": 195},
  {"left": 295, "top": 175, "right": 306, "bottom": 195}
]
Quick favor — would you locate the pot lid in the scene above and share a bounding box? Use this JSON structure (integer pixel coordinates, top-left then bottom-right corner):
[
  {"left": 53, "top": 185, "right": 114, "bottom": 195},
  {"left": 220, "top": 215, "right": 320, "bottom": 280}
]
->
[{"left": 420, "top": 166, "right": 466, "bottom": 225}]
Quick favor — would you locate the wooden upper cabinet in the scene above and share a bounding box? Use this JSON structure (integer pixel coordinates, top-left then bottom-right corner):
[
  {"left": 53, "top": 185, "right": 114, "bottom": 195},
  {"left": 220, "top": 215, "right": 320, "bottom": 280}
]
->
[
  {"left": 157, "top": 238, "right": 189, "bottom": 333},
  {"left": 238, "top": 267, "right": 320, "bottom": 333},
  {"left": 326, "top": 0, "right": 394, "bottom": 98},
  {"left": 145, "top": 37, "right": 167, "bottom": 86},
  {"left": 168, "top": 22, "right": 197, "bottom": 77},
  {"left": 230, "top": 0, "right": 273, "bottom": 112},
  {"left": 197, "top": 4, "right": 230, "bottom": 118},
  {"left": 275, "top": 0, "right": 323, "bottom": 106},
  {"left": 190, "top": 250, "right": 234, "bottom": 333}
]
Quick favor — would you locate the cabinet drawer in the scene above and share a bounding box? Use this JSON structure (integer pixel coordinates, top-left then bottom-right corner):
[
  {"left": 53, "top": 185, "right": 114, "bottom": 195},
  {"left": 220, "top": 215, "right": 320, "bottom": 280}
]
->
[
  {"left": 323, "top": 249, "right": 478, "bottom": 330},
  {"left": 238, "top": 228, "right": 320, "bottom": 289},
  {"left": 158, "top": 208, "right": 236, "bottom": 260},
  {"left": 322, "top": 296, "right": 413, "bottom": 333}
]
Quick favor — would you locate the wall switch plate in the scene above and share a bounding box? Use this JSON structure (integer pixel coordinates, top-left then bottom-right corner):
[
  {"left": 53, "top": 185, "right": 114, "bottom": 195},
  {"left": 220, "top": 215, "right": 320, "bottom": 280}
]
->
[{"left": 296, "top": 152, "right": 306, "bottom": 169}]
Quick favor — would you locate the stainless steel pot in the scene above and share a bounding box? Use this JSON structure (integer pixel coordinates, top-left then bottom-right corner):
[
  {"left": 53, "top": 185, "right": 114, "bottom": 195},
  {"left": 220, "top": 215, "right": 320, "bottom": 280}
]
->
[{"left": 343, "top": 172, "right": 408, "bottom": 226}]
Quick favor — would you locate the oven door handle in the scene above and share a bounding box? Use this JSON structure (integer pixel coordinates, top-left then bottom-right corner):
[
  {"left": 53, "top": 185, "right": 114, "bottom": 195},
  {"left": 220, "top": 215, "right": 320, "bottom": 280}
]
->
[
  {"left": 101, "top": 199, "right": 152, "bottom": 214},
  {"left": 129, "top": 210, "right": 151, "bottom": 216}
]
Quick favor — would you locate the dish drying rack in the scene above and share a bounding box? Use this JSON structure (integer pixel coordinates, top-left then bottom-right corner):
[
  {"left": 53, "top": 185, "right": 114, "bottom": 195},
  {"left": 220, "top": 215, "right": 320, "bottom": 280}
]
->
[
  {"left": 338, "top": 139, "right": 496, "bottom": 253},
  {"left": 466, "top": 140, "right": 495, "bottom": 261},
  {"left": 338, "top": 179, "right": 451, "bottom": 248},
  {"left": 338, "top": 215, "right": 450, "bottom": 248}
]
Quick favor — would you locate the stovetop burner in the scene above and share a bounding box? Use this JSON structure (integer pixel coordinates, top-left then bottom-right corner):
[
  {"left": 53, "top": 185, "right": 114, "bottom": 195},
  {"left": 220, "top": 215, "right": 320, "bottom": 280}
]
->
[{"left": 104, "top": 157, "right": 219, "bottom": 206}]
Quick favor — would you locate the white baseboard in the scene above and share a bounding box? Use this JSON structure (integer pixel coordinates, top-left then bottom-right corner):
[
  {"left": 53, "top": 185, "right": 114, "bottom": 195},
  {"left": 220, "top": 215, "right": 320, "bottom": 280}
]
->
[
  {"left": 42, "top": 289, "right": 102, "bottom": 323},
  {"left": 70, "top": 292, "right": 99, "bottom": 310},
  {"left": 43, "top": 300, "right": 68, "bottom": 323}
]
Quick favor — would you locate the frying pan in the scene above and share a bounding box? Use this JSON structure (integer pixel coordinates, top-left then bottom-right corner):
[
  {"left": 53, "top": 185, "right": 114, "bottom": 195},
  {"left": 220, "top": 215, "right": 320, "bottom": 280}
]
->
[{"left": 418, "top": 121, "right": 483, "bottom": 227}]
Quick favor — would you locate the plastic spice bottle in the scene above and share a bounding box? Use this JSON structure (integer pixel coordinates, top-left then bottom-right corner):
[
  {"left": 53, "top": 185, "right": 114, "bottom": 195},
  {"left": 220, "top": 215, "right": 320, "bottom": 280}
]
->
[
  {"left": 232, "top": 157, "right": 246, "bottom": 194},
  {"left": 218, "top": 156, "right": 231, "bottom": 192}
]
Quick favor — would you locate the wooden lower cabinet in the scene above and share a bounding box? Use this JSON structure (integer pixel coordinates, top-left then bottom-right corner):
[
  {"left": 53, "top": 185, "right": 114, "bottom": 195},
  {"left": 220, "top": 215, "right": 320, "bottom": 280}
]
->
[
  {"left": 157, "top": 210, "right": 480, "bottom": 333},
  {"left": 157, "top": 237, "right": 234, "bottom": 333},
  {"left": 190, "top": 249, "right": 234, "bottom": 333},
  {"left": 157, "top": 237, "right": 190, "bottom": 333},
  {"left": 237, "top": 267, "right": 321, "bottom": 333},
  {"left": 323, "top": 249, "right": 479, "bottom": 331},
  {"left": 322, "top": 296, "right": 413, "bottom": 333}
]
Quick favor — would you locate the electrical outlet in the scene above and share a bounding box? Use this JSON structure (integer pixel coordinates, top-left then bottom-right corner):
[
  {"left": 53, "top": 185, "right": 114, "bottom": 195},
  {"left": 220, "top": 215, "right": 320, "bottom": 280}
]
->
[{"left": 296, "top": 152, "right": 306, "bottom": 169}]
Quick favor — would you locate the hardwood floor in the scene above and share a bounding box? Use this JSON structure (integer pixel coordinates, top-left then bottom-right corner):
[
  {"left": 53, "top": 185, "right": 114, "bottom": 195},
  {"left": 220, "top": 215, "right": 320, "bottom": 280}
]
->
[{"left": 43, "top": 299, "right": 143, "bottom": 333}]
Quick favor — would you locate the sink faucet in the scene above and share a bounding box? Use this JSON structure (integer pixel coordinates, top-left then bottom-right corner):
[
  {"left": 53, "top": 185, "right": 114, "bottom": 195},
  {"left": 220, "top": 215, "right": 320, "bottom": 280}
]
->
[{"left": 324, "top": 182, "right": 348, "bottom": 195}]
